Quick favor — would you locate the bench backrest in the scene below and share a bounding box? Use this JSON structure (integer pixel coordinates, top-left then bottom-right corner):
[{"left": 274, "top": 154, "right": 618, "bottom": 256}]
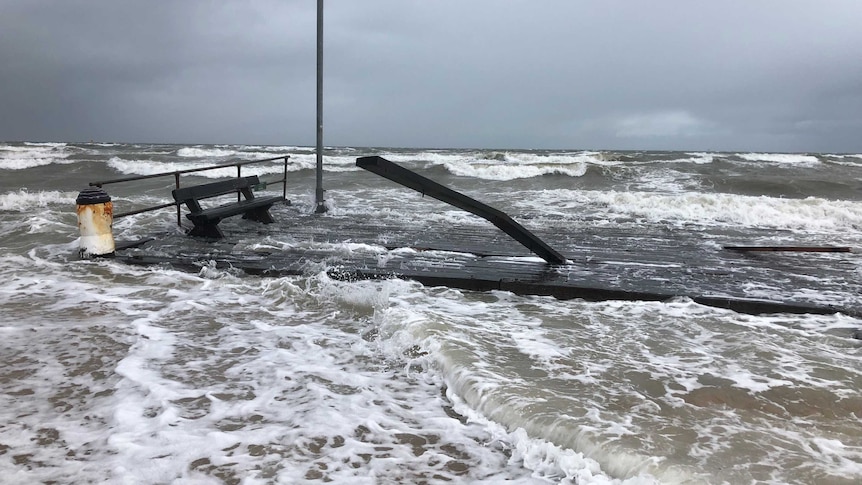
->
[{"left": 172, "top": 175, "right": 262, "bottom": 203}]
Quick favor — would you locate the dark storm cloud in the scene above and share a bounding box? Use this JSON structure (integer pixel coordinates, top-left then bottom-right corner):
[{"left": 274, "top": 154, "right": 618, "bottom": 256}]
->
[
  {"left": 1, "top": 0, "right": 317, "bottom": 143},
  {"left": 2, "top": 0, "right": 861, "bottom": 151}
]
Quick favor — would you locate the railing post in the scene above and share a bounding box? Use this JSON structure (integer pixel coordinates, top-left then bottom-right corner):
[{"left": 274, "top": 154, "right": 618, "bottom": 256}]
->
[
  {"left": 237, "top": 164, "right": 242, "bottom": 202},
  {"left": 283, "top": 156, "right": 288, "bottom": 200},
  {"left": 175, "top": 172, "right": 181, "bottom": 226}
]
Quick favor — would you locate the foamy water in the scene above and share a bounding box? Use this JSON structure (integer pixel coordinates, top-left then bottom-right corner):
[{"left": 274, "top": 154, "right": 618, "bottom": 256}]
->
[
  {"left": 738, "top": 153, "right": 822, "bottom": 166},
  {"left": 0, "top": 142, "right": 74, "bottom": 170},
  {"left": 2, "top": 142, "right": 862, "bottom": 484}
]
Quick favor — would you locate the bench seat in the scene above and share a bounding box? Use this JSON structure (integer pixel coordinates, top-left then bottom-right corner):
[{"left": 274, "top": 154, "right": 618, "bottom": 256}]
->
[{"left": 172, "top": 176, "right": 285, "bottom": 238}]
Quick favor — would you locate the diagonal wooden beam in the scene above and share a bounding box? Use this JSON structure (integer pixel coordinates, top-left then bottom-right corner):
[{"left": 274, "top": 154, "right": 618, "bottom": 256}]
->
[{"left": 357, "top": 155, "right": 568, "bottom": 265}]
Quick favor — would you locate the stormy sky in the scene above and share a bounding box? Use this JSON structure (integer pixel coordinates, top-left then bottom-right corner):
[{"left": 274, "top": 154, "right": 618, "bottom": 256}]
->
[{"left": 2, "top": 0, "right": 861, "bottom": 152}]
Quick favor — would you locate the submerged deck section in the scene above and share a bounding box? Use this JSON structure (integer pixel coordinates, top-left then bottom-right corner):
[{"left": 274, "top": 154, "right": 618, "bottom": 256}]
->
[
  {"left": 107, "top": 155, "right": 862, "bottom": 318},
  {"left": 115, "top": 204, "right": 862, "bottom": 318}
]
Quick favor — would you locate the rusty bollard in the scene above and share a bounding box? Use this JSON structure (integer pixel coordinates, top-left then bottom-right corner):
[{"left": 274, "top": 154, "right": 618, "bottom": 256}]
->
[{"left": 76, "top": 187, "right": 115, "bottom": 258}]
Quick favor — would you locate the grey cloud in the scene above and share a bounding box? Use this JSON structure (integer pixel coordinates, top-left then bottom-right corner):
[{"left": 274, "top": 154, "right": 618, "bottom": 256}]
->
[{"left": 2, "top": 0, "right": 861, "bottom": 151}]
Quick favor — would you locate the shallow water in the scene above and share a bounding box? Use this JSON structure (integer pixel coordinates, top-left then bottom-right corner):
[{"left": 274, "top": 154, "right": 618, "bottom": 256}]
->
[{"left": 2, "top": 142, "right": 862, "bottom": 484}]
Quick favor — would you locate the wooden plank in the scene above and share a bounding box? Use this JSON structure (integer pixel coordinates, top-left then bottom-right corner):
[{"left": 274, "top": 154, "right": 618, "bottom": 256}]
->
[
  {"left": 172, "top": 175, "right": 262, "bottom": 203},
  {"left": 190, "top": 196, "right": 282, "bottom": 222},
  {"left": 724, "top": 246, "right": 852, "bottom": 252}
]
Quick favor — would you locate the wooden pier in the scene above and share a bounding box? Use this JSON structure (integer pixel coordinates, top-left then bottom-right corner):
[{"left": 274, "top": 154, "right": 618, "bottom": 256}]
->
[{"left": 106, "top": 156, "right": 862, "bottom": 319}]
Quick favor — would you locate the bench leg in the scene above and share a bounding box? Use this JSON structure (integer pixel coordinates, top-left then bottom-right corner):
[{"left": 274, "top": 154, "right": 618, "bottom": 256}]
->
[
  {"left": 242, "top": 207, "right": 276, "bottom": 224},
  {"left": 188, "top": 223, "right": 225, "bottom": 238}
]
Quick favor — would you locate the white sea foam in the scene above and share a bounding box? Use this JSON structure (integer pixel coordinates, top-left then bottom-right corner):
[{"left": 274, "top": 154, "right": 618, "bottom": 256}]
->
[
  {"left": 383, "top": 290, "right": 862, "bottom": 483},
  {"left": 0, "top": 157, "right": 70, "bottom": 170},
  {"left": 371, "top": 151, "right": 599, "bottom": 180},
  {"left": 823, "top": 154, "right": 862, "bottom": 166},
  {"left": 287, "top": 152, "right": 363, "bottom": 172},
  {"left": 738, "top": 152, "right": 821, "bottom": 166},
  {"left": 0, "top": 251, "right": 859, "bottom": 484},
  {"left": 370, "top": 283, "right": 666, "bottom": 483},
  {"left": 439, "top": 152, "right": 606, "bottom": 181},
  {"left": 516, "top": 189, "right": 862, "bottom": 232},
  {"left": 384, "top": 150, "right": 714, "bottom": 182},
  {"left": 23, "top": 141, "right": 67, "bottom": 147},
  {"left": 0, "top": 189, "right": 77, "bottom": 210},
  {"left": 176, "top": 146, "right": 239, "bottom": 158},
  {"left": 624, "top": 168, "right": 703, "bottom": 193},
  {"left": 331, "top": 184, "right": 862, "bottom": 234},
  {"left": 240, "top": 144, "right": 311, "bottom": 153},
  {"left": 234, "top": 151, "right": 291, "bottom": 160},
  {"left": 0, "top": 143, "right": 73, "bottom": 170},
  {"left": 683, "top": 152, "right": 717, "bottom": 164},
  {"left": 0, "top": 262, "right": 574, "bottom": 483},
  {"left": 176, "top": 146, "right": 308, "bottom": 162},
  {"left": 445, "top": 159, "right": 589, "bottom": 180}
]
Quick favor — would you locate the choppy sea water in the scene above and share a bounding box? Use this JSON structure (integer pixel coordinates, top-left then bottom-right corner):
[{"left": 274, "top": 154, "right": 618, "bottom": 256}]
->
[{"left": 1, "top": 141, "right": 862, "bottom": 484}]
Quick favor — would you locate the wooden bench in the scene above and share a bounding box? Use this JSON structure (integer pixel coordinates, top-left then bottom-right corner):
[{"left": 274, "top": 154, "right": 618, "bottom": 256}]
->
[{"left": 172, "top": 175, "right": 285, "bottom": 238}]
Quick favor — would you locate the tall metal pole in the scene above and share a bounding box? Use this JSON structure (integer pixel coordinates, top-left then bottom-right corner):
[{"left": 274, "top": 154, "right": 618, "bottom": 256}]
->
[{"left": 314, "top": 0, "right": 326, "bottom": 213}]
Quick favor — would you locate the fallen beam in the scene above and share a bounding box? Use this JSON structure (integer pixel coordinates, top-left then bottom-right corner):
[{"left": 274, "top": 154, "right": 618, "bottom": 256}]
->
[
  {"left": 356, "top": 156, "right": 567, "bottom": 265},
  {"left": 724, "top": 246, "right": 852, "bottom": 253}
]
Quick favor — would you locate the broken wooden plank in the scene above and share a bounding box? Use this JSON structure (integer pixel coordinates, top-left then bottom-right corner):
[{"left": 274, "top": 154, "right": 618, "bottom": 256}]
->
[
  {"left": 724, "top": 246, "right": 852, "bottom": 252},
  {"left": 356, "top": 155, "right": 568, "bottom": 265}
]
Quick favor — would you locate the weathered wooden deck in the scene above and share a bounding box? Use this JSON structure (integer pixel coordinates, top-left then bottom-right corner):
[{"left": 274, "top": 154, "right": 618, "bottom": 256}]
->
[{"left": 115, "top": 202, "right": 862, "bottom": 318}]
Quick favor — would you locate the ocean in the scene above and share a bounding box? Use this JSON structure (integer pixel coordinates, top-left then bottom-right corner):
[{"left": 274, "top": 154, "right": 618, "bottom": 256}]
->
[{"left": 1, "top": 141, "right": 861, "bottom": 484}]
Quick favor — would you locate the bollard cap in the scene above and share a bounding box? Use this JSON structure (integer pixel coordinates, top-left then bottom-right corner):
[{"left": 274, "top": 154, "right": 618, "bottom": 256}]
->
[{"left": 76, "top": 187, "right": 111, "bottom": 205}]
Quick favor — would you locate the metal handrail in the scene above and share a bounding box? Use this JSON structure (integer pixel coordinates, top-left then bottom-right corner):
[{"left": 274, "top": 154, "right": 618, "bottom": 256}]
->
[{"left": 88, "top": 155, "right": 290, "bottom": 225}]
